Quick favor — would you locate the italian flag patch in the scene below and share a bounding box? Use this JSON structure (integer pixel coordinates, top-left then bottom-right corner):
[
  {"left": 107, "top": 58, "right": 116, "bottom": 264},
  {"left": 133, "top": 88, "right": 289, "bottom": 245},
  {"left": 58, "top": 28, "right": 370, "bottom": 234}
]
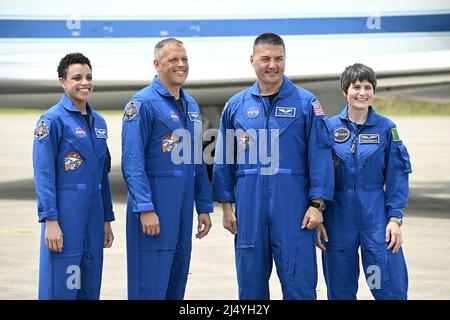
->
[{"left": 391, "top": 127, "right": 401, "bottom": 141}]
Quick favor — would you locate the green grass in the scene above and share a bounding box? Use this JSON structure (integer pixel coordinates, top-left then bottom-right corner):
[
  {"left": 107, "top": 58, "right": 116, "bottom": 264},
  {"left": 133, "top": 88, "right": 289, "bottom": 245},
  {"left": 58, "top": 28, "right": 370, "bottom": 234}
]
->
[
  {"left": 1, "top": 96, "right": 450, "bottom": 116},
  {"left": 374, "top": 96, "right": 450, "bottom": 116},
  {"left": 0, "top": 108, "right": 124, "bottom": 115},
  {"left": 0, "top": 108, "right": 46, "bottom": 114}
]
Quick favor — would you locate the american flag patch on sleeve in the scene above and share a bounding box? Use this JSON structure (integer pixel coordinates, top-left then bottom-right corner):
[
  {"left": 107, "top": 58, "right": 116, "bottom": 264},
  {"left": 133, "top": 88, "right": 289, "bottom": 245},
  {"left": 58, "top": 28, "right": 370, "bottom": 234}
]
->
[{"left": 312, "top": 101, "right": 325, "bottom": 116}]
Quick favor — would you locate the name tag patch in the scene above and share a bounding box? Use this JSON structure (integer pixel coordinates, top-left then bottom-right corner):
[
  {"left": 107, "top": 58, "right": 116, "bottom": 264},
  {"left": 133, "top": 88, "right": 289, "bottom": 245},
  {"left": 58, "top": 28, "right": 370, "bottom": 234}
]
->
[
  {"left": 188, "top": 111, "right": 201, "bottom": 122},
  {"left": 95, "top": 128, "right": 108, "bottom": 139},
  {"left": 359, "top": 134, "right": 380, "bottom": 144},
  {"left": 275, "top": 107, "right": 296, "bottom": 118}
]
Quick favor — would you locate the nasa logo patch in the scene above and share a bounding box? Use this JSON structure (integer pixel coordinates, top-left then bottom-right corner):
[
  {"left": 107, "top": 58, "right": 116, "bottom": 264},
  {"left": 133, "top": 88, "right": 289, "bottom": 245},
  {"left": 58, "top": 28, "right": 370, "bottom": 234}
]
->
[
  {"left": 246, "top": 106, "right": 260, "bottom": 119},
  {"left": 74, "top": 127, "right": 86, "bottom": 138},
  {"left": 170, "top": 112, "right": 180, "bottom": 122}
]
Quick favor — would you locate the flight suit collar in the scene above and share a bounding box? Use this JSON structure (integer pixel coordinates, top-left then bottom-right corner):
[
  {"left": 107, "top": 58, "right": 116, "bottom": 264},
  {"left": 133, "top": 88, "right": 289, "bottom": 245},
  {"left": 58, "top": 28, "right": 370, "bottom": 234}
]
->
[
  {"left": 60, "top": 93, "right": 94, "bottom": 115},
  {"left": 338, "top": 105, "right": 379, "bottom": 127},
  {"left": 151, "top": 75, "right": 187, "bottom": 100},
  {"left": 250, "top": 75, "right": 294, "bottom": 99}
]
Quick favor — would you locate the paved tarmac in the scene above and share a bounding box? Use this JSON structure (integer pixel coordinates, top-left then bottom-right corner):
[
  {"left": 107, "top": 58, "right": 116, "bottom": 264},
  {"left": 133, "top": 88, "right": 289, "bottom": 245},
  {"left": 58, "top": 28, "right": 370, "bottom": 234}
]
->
[{"left": 0, "top": 113, "right": 449, "bottom": 300}]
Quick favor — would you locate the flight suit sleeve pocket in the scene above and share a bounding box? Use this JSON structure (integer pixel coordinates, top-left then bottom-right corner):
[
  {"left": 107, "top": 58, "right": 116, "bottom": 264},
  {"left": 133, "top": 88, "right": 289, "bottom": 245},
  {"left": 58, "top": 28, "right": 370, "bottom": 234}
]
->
[{"left": 397, "top": 144, "right": 412, "bottom": 174}]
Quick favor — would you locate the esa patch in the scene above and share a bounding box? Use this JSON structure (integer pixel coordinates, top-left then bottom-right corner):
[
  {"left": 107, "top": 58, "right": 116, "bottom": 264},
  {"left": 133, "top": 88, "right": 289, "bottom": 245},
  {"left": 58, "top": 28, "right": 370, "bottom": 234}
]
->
[
  {"left": 238, "top": 132, "right": 250, "bottom": 150},
  {"left": 64, "top": 152, "right": 83, "bottom": 171},
  {"left": 74, "top": 127, "right": 86, "bottom": 138},
  {"left": 333, "top": 127, "right": 350, "bottom": 143},
  {"left": 312, "top": 101, "right": 325, "bottom": 116},
  {"left": 188, "top": 111, "right": 201, "bottom": 122},
  {"left": 34, "top": 120, "right": 49, "bottom": 140},
  {"left": 275, "top": 107, "right": 296, "bottom": 118},
  {"left": 359, "top": 134, "right": 380, "bottom": 144},
  {"left": 391, "top": 127, "right": 401, "bottom": 142},
  {"left": 95, "top": 128, "right": 108, "bottom": 139},
  {"left": 246, "top": 106, "right": 260, "bottom": 119},
  {"left": 162, "top": 134, "right": 180, "bottom": 153},
  {"left": 123, "top": 101, "right": 139, "bottom": 121}
]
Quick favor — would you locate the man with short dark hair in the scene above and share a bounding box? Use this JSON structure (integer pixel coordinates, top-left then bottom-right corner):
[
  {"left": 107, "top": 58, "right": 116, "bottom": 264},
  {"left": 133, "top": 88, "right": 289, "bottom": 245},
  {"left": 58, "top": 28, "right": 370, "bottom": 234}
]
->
[
  {"left": 33, "top": 52, "right": 115, "bottom": 299},
  {"left": 122, "top": 38, "right": 213, "bottom": 300},
  {"left": 212, "top": 33, "right": 334, "bottom": 299}
]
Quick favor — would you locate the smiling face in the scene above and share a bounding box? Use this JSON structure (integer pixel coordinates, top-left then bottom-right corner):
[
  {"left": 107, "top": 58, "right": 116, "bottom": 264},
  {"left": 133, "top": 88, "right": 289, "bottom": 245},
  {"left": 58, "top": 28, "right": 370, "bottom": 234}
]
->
[
  {"left": 154, "top": 43, "right": 189, "bottom": 91},
  {"left": 251, "top": 44, "right": 285, "bottom": 90},
  {"left": 59, "top": 63, "right": 93, "bottom": 107},
  {"left": 344, "top": 80, "right": 374, "bottom": 112}
]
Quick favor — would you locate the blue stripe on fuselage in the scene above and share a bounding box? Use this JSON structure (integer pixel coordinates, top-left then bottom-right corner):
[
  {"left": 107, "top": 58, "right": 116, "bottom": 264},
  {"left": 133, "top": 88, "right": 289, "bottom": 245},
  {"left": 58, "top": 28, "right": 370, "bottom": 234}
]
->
[{"left": 1, "top": 14, "right": 450, "bottom": 38}]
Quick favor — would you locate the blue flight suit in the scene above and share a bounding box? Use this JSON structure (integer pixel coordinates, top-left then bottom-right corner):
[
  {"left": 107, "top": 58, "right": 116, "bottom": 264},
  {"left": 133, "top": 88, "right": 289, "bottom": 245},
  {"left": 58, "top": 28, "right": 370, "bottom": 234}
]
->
[
  {"left": 212, "top": 76, "right": 334, "bottom": 300},
  {"left": 33, "top": 94, "right": 114, "bottom": 300},
  {"left": 122, "top": 76, "right": 213, "bottom": 300},
  {"left": 322, "top": 106, "right": 411, "bottom": 300}
]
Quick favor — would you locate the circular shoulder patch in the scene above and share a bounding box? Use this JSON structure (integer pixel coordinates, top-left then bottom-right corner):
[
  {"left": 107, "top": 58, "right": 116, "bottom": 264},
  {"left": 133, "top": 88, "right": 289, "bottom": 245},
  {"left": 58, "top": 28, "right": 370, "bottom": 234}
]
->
[{"left": 333, "top": 127, "right": 350, "bottom": 143}]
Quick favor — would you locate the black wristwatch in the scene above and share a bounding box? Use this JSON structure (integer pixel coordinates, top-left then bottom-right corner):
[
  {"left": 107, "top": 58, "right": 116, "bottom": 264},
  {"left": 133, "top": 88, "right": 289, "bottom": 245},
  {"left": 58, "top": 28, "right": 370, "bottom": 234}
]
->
[{"left": 309, "top": 200, "right": 326, "bottom": 212}]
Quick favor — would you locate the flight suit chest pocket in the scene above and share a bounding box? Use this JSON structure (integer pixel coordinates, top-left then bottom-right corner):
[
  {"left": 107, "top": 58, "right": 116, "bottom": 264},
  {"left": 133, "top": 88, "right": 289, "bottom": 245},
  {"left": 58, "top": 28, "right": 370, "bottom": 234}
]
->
[
  {"left": 397, "top": 144, "right": 412, "bottom": 173},
  {"left": 332, "top": 153, "right": 346, "bottom": 190},
  {"left": 93, "top": 128, "right": 108, "bottom": 159},
  {"left": 362, "top": 143, "right": 386, "bottom": 185},
  {"left": 157, "top": 116, "right": 184, "bottom": 134},
  {"left": 60, "top": 140, "right": 89, "bottom": 176}
]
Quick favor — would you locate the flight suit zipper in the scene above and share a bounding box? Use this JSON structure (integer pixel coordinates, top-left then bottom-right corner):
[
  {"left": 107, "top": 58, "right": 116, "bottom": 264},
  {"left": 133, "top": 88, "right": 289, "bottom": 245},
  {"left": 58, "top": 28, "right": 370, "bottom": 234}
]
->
[
  {"left": 260, "top": 95, "right": 278, "bottom": 223},
  {"left": 348, "top": 121, "right": 364, "bottom": 226},
  {"left": 171, "top": 96, "right": 187, "bottom": 128},
  {"left": 87, "top": 116, "right": 97, "bottom": 197},
  {"left": 349, "top": 123, "right": 365, "bottom": 192}
]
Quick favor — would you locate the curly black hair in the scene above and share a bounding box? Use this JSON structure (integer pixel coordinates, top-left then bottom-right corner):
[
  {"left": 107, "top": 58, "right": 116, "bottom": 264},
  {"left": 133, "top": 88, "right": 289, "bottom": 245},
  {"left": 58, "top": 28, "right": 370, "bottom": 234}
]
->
[{"left": 57, "top": 53, "right": 92, "bottom": 79}]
